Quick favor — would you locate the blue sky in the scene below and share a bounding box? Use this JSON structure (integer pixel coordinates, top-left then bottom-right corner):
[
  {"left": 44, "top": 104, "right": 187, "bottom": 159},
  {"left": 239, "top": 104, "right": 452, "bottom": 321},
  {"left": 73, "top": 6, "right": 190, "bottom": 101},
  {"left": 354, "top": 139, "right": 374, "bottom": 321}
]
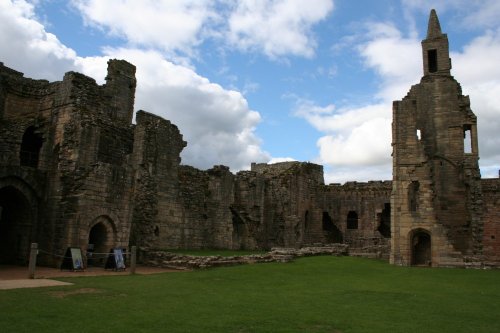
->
[{"left": 1, "top": 0, "right": 499, "bottom": 183}]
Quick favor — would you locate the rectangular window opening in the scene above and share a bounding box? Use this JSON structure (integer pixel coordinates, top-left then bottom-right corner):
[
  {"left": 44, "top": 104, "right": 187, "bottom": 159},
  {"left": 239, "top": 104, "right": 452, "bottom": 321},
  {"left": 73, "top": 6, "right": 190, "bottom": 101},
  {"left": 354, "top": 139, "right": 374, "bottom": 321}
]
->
[
  {"left": 428, "top": 49, "right": 437, "bottom": 73},
  {"left": 416, "top": 129, "right": 422, "bottom": 141},
  {"left": 463, "top": 125, "right": 472, "bottom": 154}
]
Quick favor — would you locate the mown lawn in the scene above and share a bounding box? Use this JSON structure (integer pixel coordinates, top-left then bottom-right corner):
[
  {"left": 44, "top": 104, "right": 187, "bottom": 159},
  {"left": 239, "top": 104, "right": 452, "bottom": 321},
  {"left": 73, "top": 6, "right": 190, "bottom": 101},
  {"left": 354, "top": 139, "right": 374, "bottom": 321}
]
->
[{"left": 1, "top": 256, "right": 499, "bottom": 333}]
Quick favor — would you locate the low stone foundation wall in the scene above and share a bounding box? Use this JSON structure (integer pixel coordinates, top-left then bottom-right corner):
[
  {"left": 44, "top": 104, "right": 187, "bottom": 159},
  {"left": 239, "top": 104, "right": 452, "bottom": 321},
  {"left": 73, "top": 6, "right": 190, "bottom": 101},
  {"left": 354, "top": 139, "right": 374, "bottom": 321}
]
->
[{"left": 141, "top": 244, "right": 349, "bottom": 270}]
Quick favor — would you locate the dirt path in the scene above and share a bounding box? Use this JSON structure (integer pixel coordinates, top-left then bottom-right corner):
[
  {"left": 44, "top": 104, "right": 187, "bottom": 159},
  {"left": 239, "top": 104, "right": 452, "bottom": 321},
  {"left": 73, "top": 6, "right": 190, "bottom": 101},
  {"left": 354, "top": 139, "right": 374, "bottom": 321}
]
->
[{"left": 0, "top": 265, "right": 184, "bottom": 290}]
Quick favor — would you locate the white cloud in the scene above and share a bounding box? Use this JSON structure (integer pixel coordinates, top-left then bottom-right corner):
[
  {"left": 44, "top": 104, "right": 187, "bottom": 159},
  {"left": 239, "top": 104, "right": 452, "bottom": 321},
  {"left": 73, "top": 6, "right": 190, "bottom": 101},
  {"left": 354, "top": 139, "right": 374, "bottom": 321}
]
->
[
  {"left": 226, "top": 0, "right": 334, "bottom": 58},
  {"left": 293, "top": 23, "right": 420, "bottom": 183},
  {"left": 294, "top": 99, "right": 392, "bottom": 172},
  {"left": 71, "top": 0, "right": 217, "bottom": 58},
  {"left": 78, "top": 48, "right": 270, "bottom": 170},
  {"left": 358, "top": 22, "right": 421, "bottom": 101},
  {"left": 324, "top": 165, "right": 392, "bottom": 185},
  {"left": 310, "top": 8, "right": 500, "bottom": 183},
  {"left": 0, "top": 0, "right": 78, "bottom": 80},
  {"left": 1, "top": 0, "right": 270, "bottom": 172},
  {"left": 268, "top": 157, "right": 296, "bottom": 164},
  {"left": 71, "top": 0, "right": 334, "bottom": 61},
  {"left": 451, "top": 30, "right": 500, "bottom": 177}
]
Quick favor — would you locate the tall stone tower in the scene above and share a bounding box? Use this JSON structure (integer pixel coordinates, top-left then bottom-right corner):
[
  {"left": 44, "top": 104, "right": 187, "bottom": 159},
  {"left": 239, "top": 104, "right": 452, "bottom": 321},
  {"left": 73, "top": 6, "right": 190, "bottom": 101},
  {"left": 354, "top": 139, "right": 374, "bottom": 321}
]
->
[{"left": 390, "top": 10, "right": 483, "bottom": 267}]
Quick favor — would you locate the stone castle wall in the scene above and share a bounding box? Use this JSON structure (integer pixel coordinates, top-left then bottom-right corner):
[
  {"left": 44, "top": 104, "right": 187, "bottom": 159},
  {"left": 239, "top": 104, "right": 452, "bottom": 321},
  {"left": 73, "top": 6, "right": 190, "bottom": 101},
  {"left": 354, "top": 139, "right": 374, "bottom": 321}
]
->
[{"left": 1, "top": 13, "right": 499, "bottom": 269}]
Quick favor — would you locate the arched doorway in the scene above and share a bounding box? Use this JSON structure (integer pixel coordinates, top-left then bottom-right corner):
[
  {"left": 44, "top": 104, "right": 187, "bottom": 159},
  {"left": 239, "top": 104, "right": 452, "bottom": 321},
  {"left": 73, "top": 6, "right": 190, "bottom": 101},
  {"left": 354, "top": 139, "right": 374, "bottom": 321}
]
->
[
  {"left": 411, "top": 230, "right": 431, "bottom": 266},
  {"left": 0, "top": 186, "right": 33, "bottom": 264},
  {"left": 87, "top": 217, "right": 116, "bottom": 266}
]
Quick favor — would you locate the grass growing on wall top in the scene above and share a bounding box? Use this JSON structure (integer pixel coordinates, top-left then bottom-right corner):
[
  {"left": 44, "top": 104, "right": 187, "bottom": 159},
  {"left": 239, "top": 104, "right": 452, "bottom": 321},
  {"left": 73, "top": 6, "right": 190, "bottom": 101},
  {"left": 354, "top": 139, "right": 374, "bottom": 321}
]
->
[
  {"left": 160, "top": 248, "right": 267, "bottom": 256},
  {"left": 1, "top": 256, "right": 499, "bottom": 333}
]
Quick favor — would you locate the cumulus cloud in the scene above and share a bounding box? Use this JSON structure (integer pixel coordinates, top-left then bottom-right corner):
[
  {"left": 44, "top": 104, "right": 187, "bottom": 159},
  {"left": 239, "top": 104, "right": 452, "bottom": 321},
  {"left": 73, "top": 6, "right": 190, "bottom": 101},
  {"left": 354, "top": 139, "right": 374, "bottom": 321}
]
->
[
  {"left": 452, "top": 30, "right": 500, "bottom": 177},
  {"left": 226, "top": 0, "right": 334, "bottom": 58},
  {"left": 293, "top": 22, "right": 420, "bottom": 183},
  {"left": 358, "top": 22, "right": 421, "bottom": 100},
  {"left": 302, "top": 5, "right": 500, "bottom": 183},
  {"left": 1, "top": 0, "right": 270, "bottom": 171},
  {"left": 0, "top": 0, "right": 78, "bottom": 80},
  {"left": 71, "top": 0, "right": 217, "bottom": 58},
  {"left": 90, "top": 47, "right": 270, "bottom": 170},
  {"left": 71, "top": 0, "right": 334, "bottom": 61}
]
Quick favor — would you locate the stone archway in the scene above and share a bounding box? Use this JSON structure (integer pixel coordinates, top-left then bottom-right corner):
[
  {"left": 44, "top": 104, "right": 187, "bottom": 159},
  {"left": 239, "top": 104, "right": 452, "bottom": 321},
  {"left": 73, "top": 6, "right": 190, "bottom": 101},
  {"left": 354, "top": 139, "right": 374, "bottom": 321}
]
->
[
  {"left": 87, "top": 216, "right": 117, "bottom": 266},
  {"left": 411, "top": 230, "right": 431, "bottom": 266},
  {"left": 0, "top": 186, "right": 34, "bottom": 264}
]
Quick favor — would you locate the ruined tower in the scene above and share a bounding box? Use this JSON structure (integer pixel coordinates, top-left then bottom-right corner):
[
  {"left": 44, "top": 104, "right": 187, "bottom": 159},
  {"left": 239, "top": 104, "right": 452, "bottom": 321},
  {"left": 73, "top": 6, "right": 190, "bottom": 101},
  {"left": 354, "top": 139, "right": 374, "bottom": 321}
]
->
[{"left": 390, "top": 10, "right": 483, "bottom": 267}]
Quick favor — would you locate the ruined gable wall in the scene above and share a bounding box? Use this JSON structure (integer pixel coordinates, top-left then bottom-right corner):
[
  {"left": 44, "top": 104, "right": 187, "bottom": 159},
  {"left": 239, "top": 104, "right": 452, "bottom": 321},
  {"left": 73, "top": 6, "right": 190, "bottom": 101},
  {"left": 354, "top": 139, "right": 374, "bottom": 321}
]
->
[
  {"left": 131, "top": 110, "right": 186, "bottom": 250},
  {"left": 391, "top": 78, "right": 482, "bottom": 267}
]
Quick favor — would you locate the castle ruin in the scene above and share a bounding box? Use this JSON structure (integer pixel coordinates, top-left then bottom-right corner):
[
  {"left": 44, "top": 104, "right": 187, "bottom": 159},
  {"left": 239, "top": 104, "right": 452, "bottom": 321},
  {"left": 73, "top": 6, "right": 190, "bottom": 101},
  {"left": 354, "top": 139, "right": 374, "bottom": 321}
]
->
[{"left": 0, "top": 10, "right": 498, "bottom": 268}]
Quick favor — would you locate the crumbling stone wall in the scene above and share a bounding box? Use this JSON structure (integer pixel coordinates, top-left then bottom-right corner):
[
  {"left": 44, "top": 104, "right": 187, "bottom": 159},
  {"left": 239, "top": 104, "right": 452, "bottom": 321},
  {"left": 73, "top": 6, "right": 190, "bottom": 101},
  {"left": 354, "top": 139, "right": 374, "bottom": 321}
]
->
[
  {"left": 1, "top": 12, "right": 498, "bottom": 268},
  {"left": 0, "top": 60, "right": 138, "bottom": 265},
  {"left": 322, "top": 181, "right": 391, "bottom": 256}
]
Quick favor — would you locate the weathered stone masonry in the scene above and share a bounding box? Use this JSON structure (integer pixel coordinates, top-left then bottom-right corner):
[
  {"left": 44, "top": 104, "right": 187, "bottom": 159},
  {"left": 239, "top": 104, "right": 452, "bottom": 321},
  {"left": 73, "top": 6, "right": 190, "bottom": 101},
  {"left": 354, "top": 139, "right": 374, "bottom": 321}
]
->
[
  {"left": 390, "top": 10, "right": 499, "bottom": 267},
  {"left": 0, "top": 9, "right": 498, "bottom": 268}
]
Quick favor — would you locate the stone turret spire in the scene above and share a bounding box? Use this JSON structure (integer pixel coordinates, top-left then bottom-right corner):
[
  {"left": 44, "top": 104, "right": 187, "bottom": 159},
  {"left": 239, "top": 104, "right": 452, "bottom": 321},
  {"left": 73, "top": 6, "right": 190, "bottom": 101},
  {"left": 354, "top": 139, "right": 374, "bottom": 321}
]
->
[
  {"left": 426, "top": 9, "right": 442, "bottom": 39},
  {"left": 421, "top": 9, "right": 451, "bottom": 76}
]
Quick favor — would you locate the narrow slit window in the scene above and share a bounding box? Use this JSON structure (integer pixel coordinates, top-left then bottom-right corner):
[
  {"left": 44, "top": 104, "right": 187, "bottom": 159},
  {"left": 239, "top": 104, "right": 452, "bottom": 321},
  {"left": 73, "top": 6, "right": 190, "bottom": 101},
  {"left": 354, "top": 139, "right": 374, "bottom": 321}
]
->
[
  {"left": 416, "top": 129, "right": 422, "bottom": 141},
  {"left": 428, "top": 49, "right": 437, "bottom": 73},
  {"left": 463, "top": 125, "right": 472, "bottom": 153}
]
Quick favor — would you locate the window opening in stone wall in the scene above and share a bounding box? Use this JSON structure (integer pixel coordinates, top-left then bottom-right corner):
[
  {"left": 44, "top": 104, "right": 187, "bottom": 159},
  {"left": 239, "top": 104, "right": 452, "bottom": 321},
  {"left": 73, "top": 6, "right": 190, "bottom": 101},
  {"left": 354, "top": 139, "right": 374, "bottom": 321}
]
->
[
  {"left": 416, "top": 129, "right": 422, "bottom": 141},
  {"left": 428, "top": 49, "right": 437, "bottom": 73},
  {"left": 154, "top": 226, "right": 160, "bottom": 237},
  {"left": 346, "top": 211, "right": 358, "bottom": 229},
  {"left": 20, "top": 126, "right": 43, "bottom": 168},
  {"left": 377, "top": 203, "right": 391, "bottom": 238},
  {"left": 231, "top": 208, "right": 246, "bottom": 249},
  {"left": 322, "top": 212, "right": 343, "bottom": 243},
  {"left": 411, "top": 231, "right": 431, "bottom": 266},
  {"left": 463, "top": 125, "right": 472, "bottom": 153},
  {"left": 408, "top": 181, "right": 420, "bottom": 212}
]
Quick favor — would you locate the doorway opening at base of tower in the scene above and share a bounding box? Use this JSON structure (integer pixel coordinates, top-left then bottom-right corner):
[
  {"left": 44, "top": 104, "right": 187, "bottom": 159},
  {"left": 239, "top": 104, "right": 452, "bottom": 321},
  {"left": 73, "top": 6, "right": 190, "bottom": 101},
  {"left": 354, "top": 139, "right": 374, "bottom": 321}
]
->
[
  {"left": 411, "top": 230, "right": 431, "bottom": 266},
  {"left": 0, "top": 186, "right": 33, "bottom": 265},
  {"left": 322, "top": 212, "right": 342, "bottom": 243},
  {"left": 87, "top": 217, "right": 116, "bottom": 266}
]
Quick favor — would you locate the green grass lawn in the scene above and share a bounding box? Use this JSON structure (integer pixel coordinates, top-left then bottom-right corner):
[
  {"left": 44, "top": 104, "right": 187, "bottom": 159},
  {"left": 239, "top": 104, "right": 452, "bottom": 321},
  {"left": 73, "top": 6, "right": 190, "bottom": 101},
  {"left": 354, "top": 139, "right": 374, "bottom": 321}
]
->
[{"left": 1, "top": 256, "right": 499, "bottom": 333}]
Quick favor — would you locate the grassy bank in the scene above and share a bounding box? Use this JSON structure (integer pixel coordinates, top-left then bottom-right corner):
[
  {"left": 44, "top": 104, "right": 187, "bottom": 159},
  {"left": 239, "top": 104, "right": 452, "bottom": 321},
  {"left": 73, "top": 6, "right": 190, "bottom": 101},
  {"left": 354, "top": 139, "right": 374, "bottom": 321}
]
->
[{"left": 1, "top": 256, "right": 499, "bottom": 333}]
